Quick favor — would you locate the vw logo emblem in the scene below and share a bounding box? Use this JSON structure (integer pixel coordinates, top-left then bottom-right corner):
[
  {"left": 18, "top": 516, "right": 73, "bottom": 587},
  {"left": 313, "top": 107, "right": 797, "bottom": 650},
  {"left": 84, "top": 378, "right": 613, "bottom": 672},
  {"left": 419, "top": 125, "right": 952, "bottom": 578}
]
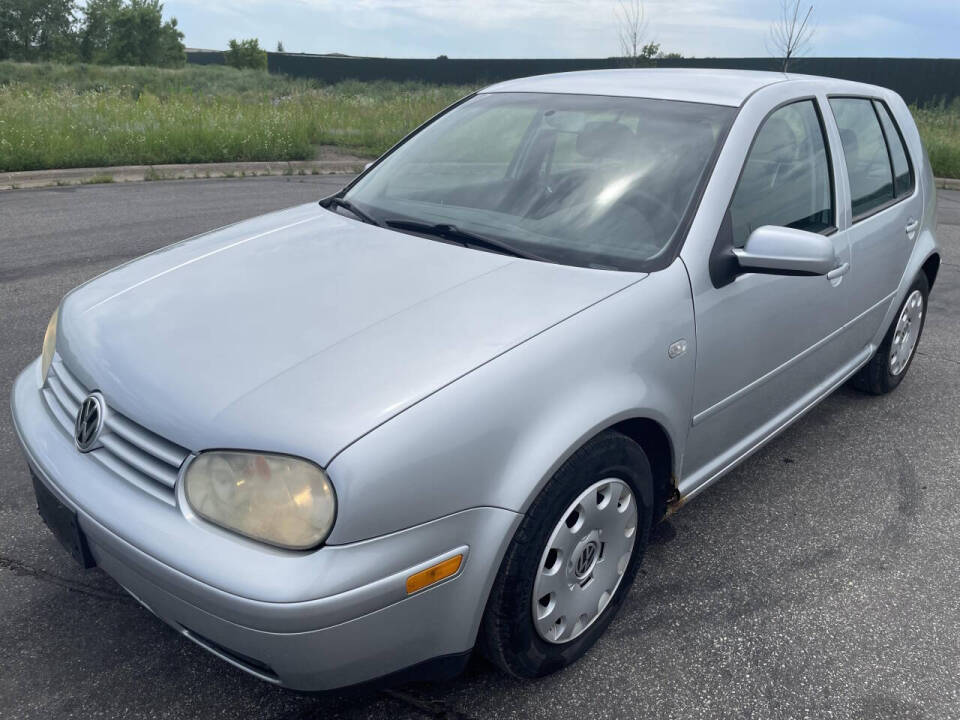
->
[
  {"left": 575, "top": 541, "right": 598, "bottom": 578},
  {"left": 74, "top": 393, "right": 105, "bottom": 452}
]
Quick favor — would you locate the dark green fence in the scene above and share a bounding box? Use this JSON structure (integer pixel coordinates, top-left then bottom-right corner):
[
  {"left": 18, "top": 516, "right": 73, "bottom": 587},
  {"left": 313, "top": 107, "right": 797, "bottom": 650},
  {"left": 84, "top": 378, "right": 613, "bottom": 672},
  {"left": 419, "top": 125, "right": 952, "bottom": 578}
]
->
[
  {"left": 658, "top": 57, "right": 960, "bottom": 106},
  {"left": 186, "top": 50, "right": 226, "bottom": 66},
  {"left": 185, "top": 52, "right": 960, "bottom": 106}
]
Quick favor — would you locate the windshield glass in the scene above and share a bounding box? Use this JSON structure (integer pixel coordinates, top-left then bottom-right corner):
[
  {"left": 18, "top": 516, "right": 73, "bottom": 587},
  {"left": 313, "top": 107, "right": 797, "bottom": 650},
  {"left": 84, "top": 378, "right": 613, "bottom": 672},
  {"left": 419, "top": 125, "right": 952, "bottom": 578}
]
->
[{"left": 343, "top": 92, "right": 735, "bottom": 270}]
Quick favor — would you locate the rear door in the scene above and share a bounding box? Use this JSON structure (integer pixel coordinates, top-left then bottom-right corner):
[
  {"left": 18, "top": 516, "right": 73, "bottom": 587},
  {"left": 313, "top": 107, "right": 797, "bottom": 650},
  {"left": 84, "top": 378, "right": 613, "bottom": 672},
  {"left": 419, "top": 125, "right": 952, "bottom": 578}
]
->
[{"left": 826, "top": 97, "right": 921, "bottom": 350}]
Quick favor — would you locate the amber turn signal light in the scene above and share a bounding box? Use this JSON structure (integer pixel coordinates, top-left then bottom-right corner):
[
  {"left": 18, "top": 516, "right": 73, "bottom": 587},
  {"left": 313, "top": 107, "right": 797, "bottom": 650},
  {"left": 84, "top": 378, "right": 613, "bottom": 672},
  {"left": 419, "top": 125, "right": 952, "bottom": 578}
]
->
[{"left": 406, "top": 554, "right": 463, "bottom": 594}]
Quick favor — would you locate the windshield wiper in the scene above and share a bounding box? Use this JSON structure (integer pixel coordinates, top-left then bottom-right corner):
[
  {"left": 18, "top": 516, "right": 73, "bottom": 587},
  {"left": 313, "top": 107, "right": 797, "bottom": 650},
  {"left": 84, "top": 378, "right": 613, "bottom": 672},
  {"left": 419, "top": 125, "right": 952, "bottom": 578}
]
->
[
  {"left": 322, "top": 197, "right": 381, "bottom": 226},
  {"left": 384, "top": 219, "right": 544, "bottom": 261}
]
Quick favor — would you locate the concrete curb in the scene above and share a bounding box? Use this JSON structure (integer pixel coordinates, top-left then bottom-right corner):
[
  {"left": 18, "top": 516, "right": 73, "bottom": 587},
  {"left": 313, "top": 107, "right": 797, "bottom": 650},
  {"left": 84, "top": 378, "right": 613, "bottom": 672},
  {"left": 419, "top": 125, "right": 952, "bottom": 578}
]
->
[
  {"left": 0, "top": 160, "right": 368, "bottom": 191},
  {"left": 2, "top": 161, "right": 958, "bottom": 192}
]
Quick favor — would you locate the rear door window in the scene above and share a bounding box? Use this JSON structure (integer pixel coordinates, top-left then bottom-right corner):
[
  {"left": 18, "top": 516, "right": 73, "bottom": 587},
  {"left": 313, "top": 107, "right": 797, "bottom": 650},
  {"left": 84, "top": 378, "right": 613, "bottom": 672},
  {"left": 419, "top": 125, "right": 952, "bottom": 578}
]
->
[
  {"left": 873, "top": 100, "right": 914, "bottom": 199},
  {"left": 729, "top": 99, "right": 834, "bottom": 248},
  {"left": 829, "top": 98, "right": 896, "bottom": 218}
]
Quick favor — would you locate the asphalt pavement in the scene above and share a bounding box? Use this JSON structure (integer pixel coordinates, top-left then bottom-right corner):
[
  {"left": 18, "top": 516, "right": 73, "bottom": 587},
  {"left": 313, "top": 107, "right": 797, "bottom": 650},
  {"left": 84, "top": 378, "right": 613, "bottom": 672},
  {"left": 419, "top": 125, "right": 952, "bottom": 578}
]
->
[{"left": 1, "top": 177, "right": 958, "bottom": 719}]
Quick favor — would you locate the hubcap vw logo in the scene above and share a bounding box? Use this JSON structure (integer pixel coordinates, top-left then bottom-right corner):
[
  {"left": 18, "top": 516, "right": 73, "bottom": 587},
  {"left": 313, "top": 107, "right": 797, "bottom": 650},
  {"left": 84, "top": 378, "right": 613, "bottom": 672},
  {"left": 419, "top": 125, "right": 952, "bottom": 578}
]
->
[
  {"left": 74, "top": 394, "right": 105, "bottom": 452},
  {"left": 574, "top": 541, "right": 599, "bottom": 578}
]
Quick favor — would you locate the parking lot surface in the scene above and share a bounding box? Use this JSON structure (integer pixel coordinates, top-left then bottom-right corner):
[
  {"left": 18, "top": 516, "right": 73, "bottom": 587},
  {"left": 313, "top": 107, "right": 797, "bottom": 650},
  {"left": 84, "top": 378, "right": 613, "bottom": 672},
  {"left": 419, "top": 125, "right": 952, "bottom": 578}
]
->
[{"left": 1, "top": 178, "right": 958, "bottom": 719}]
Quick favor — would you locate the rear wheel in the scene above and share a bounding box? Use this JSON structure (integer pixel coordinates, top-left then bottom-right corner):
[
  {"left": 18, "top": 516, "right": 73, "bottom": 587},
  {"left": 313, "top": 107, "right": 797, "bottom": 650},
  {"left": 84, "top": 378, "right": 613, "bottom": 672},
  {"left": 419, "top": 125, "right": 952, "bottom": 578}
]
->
[
  {"left": 852, "top": 273, "right": 929, "bottom": 395},
  {"left": 479, "top": 431, "right": 653, "bottom": 678}
]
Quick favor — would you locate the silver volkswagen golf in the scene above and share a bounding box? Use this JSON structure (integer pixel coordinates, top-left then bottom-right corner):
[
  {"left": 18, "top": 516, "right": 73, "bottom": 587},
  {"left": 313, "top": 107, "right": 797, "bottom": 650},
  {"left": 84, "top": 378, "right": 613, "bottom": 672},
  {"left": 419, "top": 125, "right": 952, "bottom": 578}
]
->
[{"left": 12, "top": 69, "right": 940, "bottom": 690}]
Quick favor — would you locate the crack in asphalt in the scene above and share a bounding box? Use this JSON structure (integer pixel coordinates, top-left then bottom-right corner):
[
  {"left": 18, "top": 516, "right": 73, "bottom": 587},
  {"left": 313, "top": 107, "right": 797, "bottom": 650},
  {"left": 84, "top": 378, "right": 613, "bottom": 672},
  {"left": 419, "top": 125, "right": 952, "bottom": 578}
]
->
[
  {"left": 383, "top": 689, "right": 477, "bottom": 720},
  {"left": 0, "top": 555, "right": 131, "bottom": 603},
  {"left": 916, "top": 350, "right": 960, "bottom": 366},
  {"left": 0, "top": 253, "right": 134, "bottom": 284}
]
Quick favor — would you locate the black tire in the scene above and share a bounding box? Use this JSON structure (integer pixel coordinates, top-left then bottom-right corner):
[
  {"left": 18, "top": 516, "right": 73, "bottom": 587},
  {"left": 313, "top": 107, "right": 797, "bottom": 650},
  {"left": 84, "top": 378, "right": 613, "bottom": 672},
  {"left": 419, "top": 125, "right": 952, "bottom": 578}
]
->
[
  {"left": 851, "top": 272, "right": 929, "bottom": 395},
  {"left": 479, "top": 430, "right": 654, "bottom": 678}
]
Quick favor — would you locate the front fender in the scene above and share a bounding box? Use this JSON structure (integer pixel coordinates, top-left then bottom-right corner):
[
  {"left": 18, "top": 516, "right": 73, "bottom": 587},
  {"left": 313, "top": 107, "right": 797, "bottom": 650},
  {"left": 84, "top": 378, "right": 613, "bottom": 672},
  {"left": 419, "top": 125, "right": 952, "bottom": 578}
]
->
[{"left": 325, "top": 259, "right": 696, "bottom": 545}]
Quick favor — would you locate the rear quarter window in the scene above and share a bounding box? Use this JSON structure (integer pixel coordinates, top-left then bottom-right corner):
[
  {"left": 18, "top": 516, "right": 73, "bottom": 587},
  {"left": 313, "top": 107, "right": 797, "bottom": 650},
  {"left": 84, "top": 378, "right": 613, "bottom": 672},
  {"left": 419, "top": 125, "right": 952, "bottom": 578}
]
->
[{"left": 873, "top": 100, "right": 914, "bottom": 198}]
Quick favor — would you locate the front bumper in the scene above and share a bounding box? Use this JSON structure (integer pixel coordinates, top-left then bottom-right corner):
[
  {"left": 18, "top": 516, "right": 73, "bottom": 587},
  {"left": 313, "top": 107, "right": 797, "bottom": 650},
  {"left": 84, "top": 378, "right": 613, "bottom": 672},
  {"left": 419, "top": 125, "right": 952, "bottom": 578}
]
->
[{"left": 11, "top": 359, "right": 521, "bottom": 690}]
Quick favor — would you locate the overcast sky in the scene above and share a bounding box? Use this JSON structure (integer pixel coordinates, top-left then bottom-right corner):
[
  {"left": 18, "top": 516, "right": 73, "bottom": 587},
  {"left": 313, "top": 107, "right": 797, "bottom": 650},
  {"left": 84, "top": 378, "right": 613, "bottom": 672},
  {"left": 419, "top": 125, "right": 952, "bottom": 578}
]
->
[{"left": 165, "top": 0, "right": 960, "bottom": 59}]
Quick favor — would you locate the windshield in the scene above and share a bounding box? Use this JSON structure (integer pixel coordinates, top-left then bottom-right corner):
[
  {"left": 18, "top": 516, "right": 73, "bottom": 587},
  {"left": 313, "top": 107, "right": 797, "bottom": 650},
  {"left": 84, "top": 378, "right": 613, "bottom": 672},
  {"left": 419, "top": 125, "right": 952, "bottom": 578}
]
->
[{"left": 342, "top": 92, "right": 735, "bottom": 270}]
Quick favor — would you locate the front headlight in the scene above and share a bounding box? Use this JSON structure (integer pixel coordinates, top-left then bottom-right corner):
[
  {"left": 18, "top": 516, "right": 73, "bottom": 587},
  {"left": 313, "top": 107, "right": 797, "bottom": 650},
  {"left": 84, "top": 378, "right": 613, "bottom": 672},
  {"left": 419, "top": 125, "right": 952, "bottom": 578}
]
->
[
  {"left": 41, "top": 308, "right": 59, "bottom": 384},
  {"left": 184, "top": 451, "right": 336, "bottom": 550}
]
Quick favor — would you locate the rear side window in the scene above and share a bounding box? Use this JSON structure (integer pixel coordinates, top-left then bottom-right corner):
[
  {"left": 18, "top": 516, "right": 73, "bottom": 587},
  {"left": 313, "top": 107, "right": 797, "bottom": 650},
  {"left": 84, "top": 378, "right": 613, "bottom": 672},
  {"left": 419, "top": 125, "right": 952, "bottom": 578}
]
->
[
  {"left": 729, "top": 99, "right": 834, "bottom": 248},
  {"left": 829, "top": 98, "right": 895, "bottom": 218},
  {"left": 873, "top": 100, "right": 914, "bottom": 198}
]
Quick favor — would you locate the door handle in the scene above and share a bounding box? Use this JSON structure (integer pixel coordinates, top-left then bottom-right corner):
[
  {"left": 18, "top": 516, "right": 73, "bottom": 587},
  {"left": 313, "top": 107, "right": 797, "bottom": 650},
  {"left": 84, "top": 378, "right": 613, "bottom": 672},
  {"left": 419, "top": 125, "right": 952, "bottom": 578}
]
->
[
  {"left": 827, "top": 262, "right": 850, "bottom": 281},
  {"left": 905, "top": 218, "right": 919, "bottom": 241}
]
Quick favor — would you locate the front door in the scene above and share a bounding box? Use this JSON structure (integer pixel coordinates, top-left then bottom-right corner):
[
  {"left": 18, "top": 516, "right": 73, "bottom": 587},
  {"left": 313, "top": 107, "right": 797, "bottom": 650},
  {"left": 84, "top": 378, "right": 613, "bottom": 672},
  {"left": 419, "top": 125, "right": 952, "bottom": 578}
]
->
[{"left": 680, "top": 97, "right": 859, "bottom": 489}]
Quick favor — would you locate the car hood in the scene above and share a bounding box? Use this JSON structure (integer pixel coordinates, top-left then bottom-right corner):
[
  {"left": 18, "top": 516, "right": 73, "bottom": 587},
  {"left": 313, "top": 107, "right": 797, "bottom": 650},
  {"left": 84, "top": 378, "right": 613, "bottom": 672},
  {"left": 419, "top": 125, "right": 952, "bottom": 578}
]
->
[{"left": 58, "top": 203, "right": 641, "bottom": 465}]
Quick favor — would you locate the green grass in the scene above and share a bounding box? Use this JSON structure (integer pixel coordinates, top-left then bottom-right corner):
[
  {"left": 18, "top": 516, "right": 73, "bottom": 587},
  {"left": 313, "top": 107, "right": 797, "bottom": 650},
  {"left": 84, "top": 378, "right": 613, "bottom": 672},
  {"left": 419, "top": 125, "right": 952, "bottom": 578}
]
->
[
  {"left": 0, "top": 61, "right": 310, "bottom": 97},
  {"left": 0, "top": 61, "right": 472, "bottom": 172},
  {"left": 1, "top": 61, "right": 958, "bottom": 178},
  {"left": 79, "top": 172, "right": 115, "bottom": 184},
  {"left": 912, "top": 101, "right": 960, "bottom": 180}
]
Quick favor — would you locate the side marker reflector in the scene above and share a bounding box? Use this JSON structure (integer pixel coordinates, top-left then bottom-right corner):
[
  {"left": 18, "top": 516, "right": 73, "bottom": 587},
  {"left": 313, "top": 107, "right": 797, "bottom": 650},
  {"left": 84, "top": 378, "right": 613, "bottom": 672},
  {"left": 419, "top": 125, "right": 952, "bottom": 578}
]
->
[{"left": 406, "top": 554, "right": 463, "bottom": 595}]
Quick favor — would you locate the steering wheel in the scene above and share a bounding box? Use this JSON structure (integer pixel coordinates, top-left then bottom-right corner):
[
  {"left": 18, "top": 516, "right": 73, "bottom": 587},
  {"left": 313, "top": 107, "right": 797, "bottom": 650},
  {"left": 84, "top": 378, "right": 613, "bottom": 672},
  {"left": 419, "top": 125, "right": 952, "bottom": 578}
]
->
[{"left": 522, "top": 167, "right": 682, "bottom": 238}]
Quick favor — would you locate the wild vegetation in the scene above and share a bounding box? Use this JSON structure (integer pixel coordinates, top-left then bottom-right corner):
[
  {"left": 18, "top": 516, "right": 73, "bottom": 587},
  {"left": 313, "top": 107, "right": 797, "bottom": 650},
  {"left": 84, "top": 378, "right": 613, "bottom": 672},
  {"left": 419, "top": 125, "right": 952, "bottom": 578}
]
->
[
  {"left": 0, "top": 61, "right": 957, "bottom": 178},
  {"left": 912, "top": 102, "right": 960, "bottom": 181},
  {"left": 0, "top": 62, "right": 469, "bottom": 170}
]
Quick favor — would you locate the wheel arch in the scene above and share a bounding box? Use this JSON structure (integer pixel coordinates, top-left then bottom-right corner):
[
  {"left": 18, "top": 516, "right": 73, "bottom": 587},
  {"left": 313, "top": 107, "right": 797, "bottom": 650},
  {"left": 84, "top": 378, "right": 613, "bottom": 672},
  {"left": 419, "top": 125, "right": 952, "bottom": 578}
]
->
[
  {"left": 606, "top": 416, "right": 676, "bottom": 521},
  {"left": 922, "top": 252, "right": 940, "bottom": 291},
  {"left": 508, "top": 408, "right": 683, "bottom": 526}
]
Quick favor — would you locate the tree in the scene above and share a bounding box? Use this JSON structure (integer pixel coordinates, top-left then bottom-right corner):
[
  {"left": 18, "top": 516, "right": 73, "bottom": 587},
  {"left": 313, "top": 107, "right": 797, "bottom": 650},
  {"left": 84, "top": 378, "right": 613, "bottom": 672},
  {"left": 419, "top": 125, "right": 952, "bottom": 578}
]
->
[
  {"left": 0, "top": 0, "right": 77, "bottom": 61},
  {"left": 639, "top": 41, "right": 659, "bottom": 60},
  {"left": 0, "top": 0, "right": 183, "bottom": 64},
  {"left": 78, "top": 0, "right": 120, "bottom": 62},
  {"left": 615, "top": 0, "right": 648, "bottom": 67},
  {"left": 156, "top": 14, "right": 183, "bottom": 66},
  {"left": 78, "top": 0, "right": 183, "bottom": 66},
  {"left": 100, "top": 0, "right": 183, "bottom": 66},
  {"left": 225, "top": 38, "right": 267, "bottom": 71},
  {"left": 276, "top": 40, "right": 283, "bottom": 52},
  {"left": 768, "top": 0, "right": 814, "bottom": 72}
]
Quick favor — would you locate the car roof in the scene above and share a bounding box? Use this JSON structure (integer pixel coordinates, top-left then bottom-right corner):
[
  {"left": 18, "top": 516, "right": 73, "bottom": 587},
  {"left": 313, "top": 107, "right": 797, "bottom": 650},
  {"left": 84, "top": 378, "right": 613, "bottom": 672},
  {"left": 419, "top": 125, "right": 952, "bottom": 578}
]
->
[{"left": 479, "top": 68, "right": 869, "bottom": 107}]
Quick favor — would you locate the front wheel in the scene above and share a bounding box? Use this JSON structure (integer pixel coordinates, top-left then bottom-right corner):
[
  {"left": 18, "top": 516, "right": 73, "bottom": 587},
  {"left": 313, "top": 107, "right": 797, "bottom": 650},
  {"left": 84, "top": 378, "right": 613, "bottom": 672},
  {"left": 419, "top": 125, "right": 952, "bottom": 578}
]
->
[
  {"left": 479, "top": 431, "right": 653, "bottom": 678},
  {"left": 852, "top": 272, "right": 929, "bottom": 395}
]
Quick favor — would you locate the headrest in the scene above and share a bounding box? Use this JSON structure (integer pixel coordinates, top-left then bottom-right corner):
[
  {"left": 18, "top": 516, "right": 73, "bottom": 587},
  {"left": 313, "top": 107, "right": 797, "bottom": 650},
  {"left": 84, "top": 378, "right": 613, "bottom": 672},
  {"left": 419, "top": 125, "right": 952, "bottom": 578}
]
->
[
  {"left": 752, "top": 116, "right": 798, "bottom": 163},
  {"left": 678, "top": 121, "right": 716, "bottom": 152},
  {"left": 576, "top": 121, "right": 636, "bottom": 159},
  {"left": 839, "top": 128, "right": 859, "bottom": 157}
]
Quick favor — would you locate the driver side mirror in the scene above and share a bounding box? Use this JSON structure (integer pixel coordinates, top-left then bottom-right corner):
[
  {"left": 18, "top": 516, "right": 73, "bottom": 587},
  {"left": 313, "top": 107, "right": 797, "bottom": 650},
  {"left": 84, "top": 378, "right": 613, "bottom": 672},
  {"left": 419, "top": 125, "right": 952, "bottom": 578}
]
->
[{"left": 733, "top": 226, "right": 837, "bottom": 277}]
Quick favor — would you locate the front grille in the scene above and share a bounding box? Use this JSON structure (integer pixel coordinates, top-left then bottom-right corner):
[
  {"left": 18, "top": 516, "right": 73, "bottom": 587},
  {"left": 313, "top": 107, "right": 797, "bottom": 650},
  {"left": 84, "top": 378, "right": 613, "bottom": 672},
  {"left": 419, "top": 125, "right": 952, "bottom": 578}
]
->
[{"left": 42, "top": 356, "right": 189, "bottom": 505}]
